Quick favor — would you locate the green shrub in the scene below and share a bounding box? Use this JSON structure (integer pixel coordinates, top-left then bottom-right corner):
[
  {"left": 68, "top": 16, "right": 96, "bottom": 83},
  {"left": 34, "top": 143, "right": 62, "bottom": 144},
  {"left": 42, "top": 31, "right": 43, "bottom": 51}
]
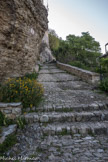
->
[
  {"left": 69, "top": 61, "right": 90, "bottom": 70},
  {"left": 100, "top": 58, "right": 108, "bottom": 73},
  {"left": 0, "top": 77, "right": 44, "bottom": 108},
  {"left": 24, "top": 71, "right": 38, "bottom": 80},
  {"left": 69, "top": 61, "right": 84, "bottom": 68},
  {"left": 99, "top": 78, "right": 108, "bottom": 93}
]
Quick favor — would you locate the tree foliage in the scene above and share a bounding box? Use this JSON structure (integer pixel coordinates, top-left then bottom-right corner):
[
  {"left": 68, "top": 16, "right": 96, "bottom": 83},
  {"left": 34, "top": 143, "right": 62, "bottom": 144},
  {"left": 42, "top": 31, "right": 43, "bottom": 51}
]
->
[
  {"left": 100, "top": 58, "right": 108, "bottom": 73},
  {"left": 53, "top": 32, "right": 102, "bottom": 72},
  {"left": 99, "top": 58, "right": 108, "bottom": 93},
  {"left": 48, "top": 29, "right": 60, "bottom": 52},
  {"left": 49, "top": 34, "right": 60, "bottom": 51}
]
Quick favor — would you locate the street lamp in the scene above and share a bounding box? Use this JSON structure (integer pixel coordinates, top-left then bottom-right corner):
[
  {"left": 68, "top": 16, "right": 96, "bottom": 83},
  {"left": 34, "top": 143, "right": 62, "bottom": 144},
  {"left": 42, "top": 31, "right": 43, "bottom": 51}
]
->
[{"left": 105, "top": 43, "right": 108, "bottom": 54}]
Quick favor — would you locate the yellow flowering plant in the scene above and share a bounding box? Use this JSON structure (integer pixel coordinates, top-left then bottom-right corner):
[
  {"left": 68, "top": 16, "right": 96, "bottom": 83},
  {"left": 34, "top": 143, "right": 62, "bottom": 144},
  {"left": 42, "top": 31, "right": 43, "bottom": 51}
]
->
[{"left": 0, "top": 77, "right": 44, "bottom": 108}]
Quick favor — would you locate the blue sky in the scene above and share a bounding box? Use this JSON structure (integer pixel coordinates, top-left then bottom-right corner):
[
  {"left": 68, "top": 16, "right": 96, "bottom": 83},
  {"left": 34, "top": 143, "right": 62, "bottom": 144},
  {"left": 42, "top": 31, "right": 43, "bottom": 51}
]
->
[{"left": 44, "top": 0, "right": 108, "bottom": 53}]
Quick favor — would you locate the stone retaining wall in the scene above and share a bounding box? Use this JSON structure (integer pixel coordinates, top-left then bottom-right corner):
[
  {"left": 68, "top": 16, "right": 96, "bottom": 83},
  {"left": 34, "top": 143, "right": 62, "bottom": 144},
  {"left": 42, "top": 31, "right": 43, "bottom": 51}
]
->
[
  {"left": 57, "top": 62, "right": 100, "bottom": 84},
  {"left": 0, "top": 102, "right": 22, "bottom": 119}
]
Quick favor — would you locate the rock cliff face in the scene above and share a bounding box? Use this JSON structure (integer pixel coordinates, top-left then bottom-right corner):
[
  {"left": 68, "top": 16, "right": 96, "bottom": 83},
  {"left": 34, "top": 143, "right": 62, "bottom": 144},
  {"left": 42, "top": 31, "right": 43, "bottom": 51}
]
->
[
  {"left": 0, "top": 0, "right": 48, "bottom": 82},
  {"left": 40, "top": 31, "right": 55, "bottom": 63}
]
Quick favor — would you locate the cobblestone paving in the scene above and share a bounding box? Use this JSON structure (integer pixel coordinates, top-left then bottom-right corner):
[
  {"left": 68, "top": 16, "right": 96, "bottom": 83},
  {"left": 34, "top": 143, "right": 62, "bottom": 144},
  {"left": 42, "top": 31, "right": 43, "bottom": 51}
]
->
[
  {"left": 6, "top": 124, "right": 108, "bottom": 162},
  {"left": 6, "top": 63, "right": 108, "bottom": 162}
]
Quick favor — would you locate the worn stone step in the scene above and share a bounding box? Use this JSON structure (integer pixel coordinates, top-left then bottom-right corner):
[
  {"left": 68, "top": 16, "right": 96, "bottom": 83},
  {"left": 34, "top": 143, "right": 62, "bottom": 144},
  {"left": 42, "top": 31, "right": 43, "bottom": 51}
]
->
[
  {"left": 37, "top": 102, "right": 108, "bottom": 113},
  {"left": 42, "top": 121, "right": 108, "bottom": 136},
  {"left": 41, "top": 66, "right": 57, "bottom": 70},
  {"left": 39, "top": 81, "right": 93, "bottom": 91},
  {"left": 44, "top": 63, "right": 56, "bottom": 66},
  {"left": 22, "top": 110, "right": 108, "bottom": 124},
  {"left": 41, "top": 63, "right": 56, "bottom": 67},
  {"left": 38, "top": 73, "right": 78, "bottom": 82},
  {"left": 39, "top": 71, "right": 66, "bottom": 74}
]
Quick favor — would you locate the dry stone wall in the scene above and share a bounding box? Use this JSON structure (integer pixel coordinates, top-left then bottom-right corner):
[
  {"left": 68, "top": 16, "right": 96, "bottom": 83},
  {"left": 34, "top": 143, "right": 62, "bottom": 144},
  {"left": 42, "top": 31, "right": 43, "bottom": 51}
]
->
[
  {"left": 0, "top": 0, "right": 48, "bottom": 82},
  {"left": 0, "top": 102, "right": 22, "bottom": 119},
  {"left": 57, "top": 61, "right": 100, "bottom": 84}
]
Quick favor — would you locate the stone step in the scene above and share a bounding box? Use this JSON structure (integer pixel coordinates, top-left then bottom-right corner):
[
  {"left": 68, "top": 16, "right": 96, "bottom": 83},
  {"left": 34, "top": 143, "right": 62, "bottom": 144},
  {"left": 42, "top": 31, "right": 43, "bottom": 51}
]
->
[
  {"left": 38, "top": 74, "right": 78, "bottom": 82},
  {"left": 23, "top": 110, "right": 108, "bottom": 124},
  {"left": 39, "top": 71, "right": 66, "bottom": 74},
  {"left": 41, "top": 66, "right": 57, "bottom": 70},
  {"left": 44, "top": 63, "right": 56, "bottom": 66},
  {"left": 37, "top": 102, "right": 108, "bottom": 113},
  {"left": 42, "top": 121, "right": 108, "bottom": 136},
  {"left": 39, "top": 81, "right": 93, "bottom": 91}
]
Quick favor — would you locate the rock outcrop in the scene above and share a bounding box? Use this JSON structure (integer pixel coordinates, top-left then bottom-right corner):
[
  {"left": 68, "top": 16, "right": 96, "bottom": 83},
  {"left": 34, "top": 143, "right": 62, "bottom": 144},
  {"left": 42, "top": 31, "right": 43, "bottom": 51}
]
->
[
  {"left": 40, "top": 31, "right": 55, "bottom": 63},
  {"left": 0, "top": 0, "right": 48, "bottom": 82}
]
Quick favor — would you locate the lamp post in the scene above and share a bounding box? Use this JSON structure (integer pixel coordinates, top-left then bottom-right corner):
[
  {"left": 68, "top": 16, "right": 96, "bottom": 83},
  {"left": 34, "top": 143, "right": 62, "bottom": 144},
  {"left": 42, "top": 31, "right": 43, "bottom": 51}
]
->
[{"left": 105, "top": 43, "right": 108, "bottom": 54}]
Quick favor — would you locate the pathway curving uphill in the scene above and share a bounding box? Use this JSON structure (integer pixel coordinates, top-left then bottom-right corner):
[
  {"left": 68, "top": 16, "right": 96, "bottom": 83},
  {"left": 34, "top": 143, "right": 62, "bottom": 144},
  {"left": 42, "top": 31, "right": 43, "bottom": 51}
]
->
[{"left": 7, "top": 63, "right": 108, "bottom": 162}]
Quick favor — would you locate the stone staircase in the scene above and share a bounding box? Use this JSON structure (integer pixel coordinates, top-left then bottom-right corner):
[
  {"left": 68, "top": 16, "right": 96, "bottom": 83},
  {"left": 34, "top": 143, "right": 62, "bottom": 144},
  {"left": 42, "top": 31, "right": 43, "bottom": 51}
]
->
[{"left": 23, "top": 63, "right": 108, "bottom": 136}]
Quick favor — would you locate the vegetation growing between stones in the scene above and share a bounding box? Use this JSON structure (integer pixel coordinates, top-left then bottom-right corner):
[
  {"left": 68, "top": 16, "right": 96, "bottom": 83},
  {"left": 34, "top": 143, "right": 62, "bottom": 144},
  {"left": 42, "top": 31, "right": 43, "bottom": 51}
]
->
[
  {"left": 0, "top": 134, "right": 17, "bottom": 156},
  {"left": 0, "top": 113, "right": 27, "bottom": 155},
  {"left": 0, "top": 111, "right": 26, "bottom": 129},
  {"left": 16, "top": 117, "right": 27, "bottom": 129},
  {"left": 0, "top": 111, "right": 5, "bottom": 126},
  {"left": 0, "top": 111, "right": 15, "bottom": 127},
  {"left": 39, "top": 64, "right": 42, "bottom": 71},
  {"left": 0, "top": 74, "right": 44, "bottom": 108}
]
